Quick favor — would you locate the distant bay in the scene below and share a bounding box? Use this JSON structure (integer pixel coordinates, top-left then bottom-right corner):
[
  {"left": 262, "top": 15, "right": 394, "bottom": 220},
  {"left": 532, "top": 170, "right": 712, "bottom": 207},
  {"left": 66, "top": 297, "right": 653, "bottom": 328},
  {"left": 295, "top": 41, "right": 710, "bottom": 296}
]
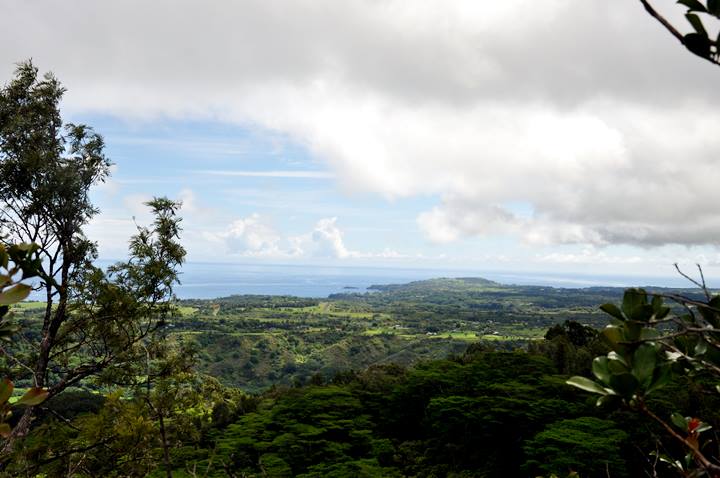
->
[
  {"left": 26, "top": 261, "right": 704, "bottom": 300},
  {"left": 25, "top": 261, "right": 703, "bottom": 301},
  {"left": 144, "top": 262, "right": 696, "bottom": 299}
]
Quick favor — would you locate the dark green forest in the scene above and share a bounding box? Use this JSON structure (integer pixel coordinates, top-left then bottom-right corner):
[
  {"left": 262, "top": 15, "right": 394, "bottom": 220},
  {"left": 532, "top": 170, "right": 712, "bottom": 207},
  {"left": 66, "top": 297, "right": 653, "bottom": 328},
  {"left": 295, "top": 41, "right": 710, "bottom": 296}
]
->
[{"left": 3, "top": 278, "right": 720, "bottom": 477}]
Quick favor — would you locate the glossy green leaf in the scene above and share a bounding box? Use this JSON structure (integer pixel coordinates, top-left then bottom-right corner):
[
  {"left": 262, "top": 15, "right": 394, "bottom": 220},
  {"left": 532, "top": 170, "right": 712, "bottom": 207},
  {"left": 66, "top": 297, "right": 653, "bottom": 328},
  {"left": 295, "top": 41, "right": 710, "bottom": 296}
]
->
[
  {"left": 633, "top": 343, "right": 657, "bottom": 387},
  {"left": 602, "top": 327, "right": 625, "bottom": 347},
  {"left": 600, "top": 303, "right": 624, "bottom": 321},
  {"left": 622, "top": 289, "right": 647, "bottom": 319},
  {"left": 609, "top": 373, "right": 639, "bottom": 398},
  {"left": 639, "top": 327, "right": 659, "bottom": 341},
  {"left": 596, "top": 394, "right": 621, "bottom": 408},
  {"left": 607, "top": 351, "right": 628, "bottom": 366},
  {"left": 671, "top": 413, "right": 688, "bottom": 431},
  {"left": 697, "top": 423, "right": 713, "bottom": 433},
  {"left": 16, "top": 387, "right": 49, "bottom": 407},
  {"left": 633, "top": 305, "right": 656, "bottom": 322},
  {"left": 592, "top": 356, "right": 611, "bottom": 383},
  {"left": 0, "top": 284, "right": 31, "bottom": 306},
  {"left": 625, "top": 321, "right": 643, "bottom": 341},
  {"left": 655, "top": 306, "right": 671, "bottom": 320},
  {"left": 566, "top": 376, "right": 609, "bottom": 395},
  {"left": 607, "top": 358, "right": 629, "bottom": 375}
]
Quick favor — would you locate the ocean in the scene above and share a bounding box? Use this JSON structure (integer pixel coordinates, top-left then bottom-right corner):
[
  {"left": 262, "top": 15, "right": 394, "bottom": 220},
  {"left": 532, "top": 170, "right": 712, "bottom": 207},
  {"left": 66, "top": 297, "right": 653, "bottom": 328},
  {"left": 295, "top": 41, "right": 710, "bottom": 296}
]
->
[
  {"left": 26, "top": 261, "right": 701, "bottom": 300},
  {"left": 164, "top": 262, "right": 694, "bottom": 299}
]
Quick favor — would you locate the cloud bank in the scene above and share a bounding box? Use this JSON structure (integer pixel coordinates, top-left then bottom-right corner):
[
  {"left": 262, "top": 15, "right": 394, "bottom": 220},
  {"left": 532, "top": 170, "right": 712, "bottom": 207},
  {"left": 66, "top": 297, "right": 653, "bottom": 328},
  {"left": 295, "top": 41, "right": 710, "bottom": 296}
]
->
[
  {"left": 203, "top": 214, "right": 406, "bottom": 260},
  {"left": 2, "top": 0, "right": 719, "bottom": 248}
]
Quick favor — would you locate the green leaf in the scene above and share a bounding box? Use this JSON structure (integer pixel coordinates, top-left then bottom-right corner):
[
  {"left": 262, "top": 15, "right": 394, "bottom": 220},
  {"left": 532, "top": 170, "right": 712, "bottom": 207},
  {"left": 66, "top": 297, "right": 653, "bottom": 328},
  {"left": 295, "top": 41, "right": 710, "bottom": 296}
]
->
[
  {"left": 0, "top": 379, "right": 13, "bottom": 405},
  {"left": 687, "top": 13, "right": 708, "bottom": 35},
  {"left": 596, "top": 394, "right": 621, "bottom": 408},
  {"left": 602, "top": 327, "right": 625, "bottom": 348},
  {"left": 678, "top": 0, "right": 708, "bottom": 11},
  {"left": 684, "top": 32, "right": 712, "bottom": 57},
  {"left": 633, "top": 305, "right": 656, "bottom": 322},
  {"left": 622, "top": 289, "right": 647, "bottom": 320},
  {"left": 695, "top": 339, "right": 708, "bottom": 356},
  {"left": 0, "top": 284, "right": 31, "bottom": 306},
  {"left": 592, "top": 356, "right": 611, "bottom": 383},
  {"left": 600, "top": 303, "right": 624, "bottom": 320},
  {"left": 608, "top": 357, "right": 629, "bottom": 375},
  {"left": 655, "top": 306, "right": 671, "bottom": 320},
  {"left": 700, "top": 296, "right": 720, "bottom": 327},
  {"left": 625, "top": 320, "right": 643, "bottom": 340},
  {"left": 15, "top": 388, "right": 49, "bottom": 407},
  {"left": 633, "top": 343, "right": 657, "bottom": 387},
  {"left": 566, "top": 376, "right": 609, "bottom": 395},
  {"left": 640, "top": 327, "right": 659, "bottom": 341},
  {"left": 671, "top": 413, "right": 688, "bottom": 431},
  {"left": 609, "top": 373, "right": 639, "bottom": 398},
  {"left": 697, "top": 423, "right": 713, "bottom": 433},
  {"left": 608, "top": 351, "right": 628, "bottom": 367}
]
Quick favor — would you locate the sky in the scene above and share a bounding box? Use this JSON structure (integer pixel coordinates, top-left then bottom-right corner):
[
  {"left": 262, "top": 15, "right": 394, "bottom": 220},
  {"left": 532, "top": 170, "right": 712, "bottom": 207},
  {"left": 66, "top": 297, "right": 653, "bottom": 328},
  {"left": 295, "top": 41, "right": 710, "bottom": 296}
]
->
[{"left": 2, "top": 0, "right": 720, "bottom": 280}]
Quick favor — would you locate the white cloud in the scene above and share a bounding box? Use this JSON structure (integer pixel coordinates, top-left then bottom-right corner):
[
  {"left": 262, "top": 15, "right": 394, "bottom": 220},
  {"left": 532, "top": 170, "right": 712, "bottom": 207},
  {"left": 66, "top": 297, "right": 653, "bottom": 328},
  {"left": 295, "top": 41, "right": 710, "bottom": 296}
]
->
[
  {"left": 204, "top": 215, "right": 409, "bottom": 261},
  {"left": 204, "top": 214, "right": 283, "bottom": 257},
  {"left": 3, "top": 1, "right": 720, "bottom": 248},
  {"left": 309, "top": 217, "right": 352, "bottom": 259},
  {"left": 535, "top": 248, "right": 644, "bottom": 265}
]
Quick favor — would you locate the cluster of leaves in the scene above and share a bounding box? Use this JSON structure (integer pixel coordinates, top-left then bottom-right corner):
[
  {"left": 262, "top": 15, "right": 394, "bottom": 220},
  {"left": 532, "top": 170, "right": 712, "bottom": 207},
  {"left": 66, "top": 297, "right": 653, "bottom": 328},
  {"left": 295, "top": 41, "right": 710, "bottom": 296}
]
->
[
  {"left": 677, "top": 0, "right": 720, "bottom": 61},
  {"left": 0, "top": 243, "right": 48, "bottom": 439},
  {"left": 567, "top": 289, "right": 673, "bottom": 406},
  {"left": 641, "top": 0, "right": 720, "bottom": 66},
  {"left": 568, "top": 285, "right": 720, "bottom": 476},
  {"left": 0, "top": 243, "right": 40, "bottom": 338}
]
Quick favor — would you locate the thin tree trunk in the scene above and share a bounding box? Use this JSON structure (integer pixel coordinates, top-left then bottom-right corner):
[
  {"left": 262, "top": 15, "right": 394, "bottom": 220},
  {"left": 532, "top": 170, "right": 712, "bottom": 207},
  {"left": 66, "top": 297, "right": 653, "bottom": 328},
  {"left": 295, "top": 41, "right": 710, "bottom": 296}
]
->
[
  {"left": 158, "top": 413, "right": 172, "bottom": 478},
  {"left": 0, "top": 407, "right": 34, "bottom": 457}
]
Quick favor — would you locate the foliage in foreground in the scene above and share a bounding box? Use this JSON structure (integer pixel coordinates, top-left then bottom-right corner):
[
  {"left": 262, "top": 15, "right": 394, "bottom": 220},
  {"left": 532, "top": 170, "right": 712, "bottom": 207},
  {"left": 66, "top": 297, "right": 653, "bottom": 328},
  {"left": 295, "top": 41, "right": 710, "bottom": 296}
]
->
[
  {"left": 0, "top": 61, "right": 186, "bottom": 460},
  {"left": 569, "top": 274, "right": 720, "bottom": 476}
]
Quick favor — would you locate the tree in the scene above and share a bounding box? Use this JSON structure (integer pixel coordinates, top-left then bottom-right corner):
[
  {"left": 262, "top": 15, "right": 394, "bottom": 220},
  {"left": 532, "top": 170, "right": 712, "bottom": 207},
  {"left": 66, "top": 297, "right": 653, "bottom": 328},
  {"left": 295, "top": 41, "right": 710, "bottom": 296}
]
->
[
  {"left": 522, "top": 417, "right": 628, "bottom": 477},
  {"left": 640, "top": 0, "right": 720, "bottom": 66},
  {"left": 0, "top": 61, "right": 185, "bottom": 454}
]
